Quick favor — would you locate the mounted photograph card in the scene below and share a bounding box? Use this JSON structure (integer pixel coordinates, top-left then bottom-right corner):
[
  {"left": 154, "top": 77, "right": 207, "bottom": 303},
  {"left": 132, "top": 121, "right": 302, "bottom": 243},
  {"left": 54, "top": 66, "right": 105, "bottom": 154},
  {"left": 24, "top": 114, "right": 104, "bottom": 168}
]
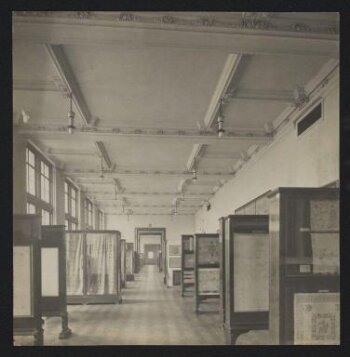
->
[
  {"left": 13, "top": 246, "right": 33, "bottom": 317},
  {"left": 184, "top": 254, "right": 194, "bottom": 268},
  {"left": 310, "top": 200, "right": 339, "bottom": 231},
  {"left": 198, "top": 268, "right": 220, "bottom": 295},
  {"left": 169, "top": 244, "right": 181, "bottom": 256},
  {"left": 233, "top": 233, "right": 269, "bottom": 312},
  {"left": 41, "top": 247, "right": 59, "bottom": 297},
  {"left": 311, "top": 233, "right": 339, "bottom": 274},
  {"left": 294, "top": 293, "right": 340, "bottom": 345},
  {"left": 198, "top": 237, "right": 219, "bottom": 265},
  {"left": 169, "top": 256, "right": 181, "bottom": 268}
]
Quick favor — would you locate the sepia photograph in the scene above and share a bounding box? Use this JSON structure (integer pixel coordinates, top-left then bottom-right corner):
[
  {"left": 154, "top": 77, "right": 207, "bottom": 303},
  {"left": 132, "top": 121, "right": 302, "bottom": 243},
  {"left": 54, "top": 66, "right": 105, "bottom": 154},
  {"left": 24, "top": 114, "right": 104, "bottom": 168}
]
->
[{"left": 11, "top": 10, "right": 340, "bottom": 347}]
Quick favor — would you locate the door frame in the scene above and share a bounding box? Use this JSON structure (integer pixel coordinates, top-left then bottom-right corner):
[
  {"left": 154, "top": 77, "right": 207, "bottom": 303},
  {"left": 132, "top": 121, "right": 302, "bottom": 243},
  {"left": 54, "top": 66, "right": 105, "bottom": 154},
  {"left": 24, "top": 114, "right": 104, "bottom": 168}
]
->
[{"left": 135, "top": 227, "right": 167, "bottom": 284}]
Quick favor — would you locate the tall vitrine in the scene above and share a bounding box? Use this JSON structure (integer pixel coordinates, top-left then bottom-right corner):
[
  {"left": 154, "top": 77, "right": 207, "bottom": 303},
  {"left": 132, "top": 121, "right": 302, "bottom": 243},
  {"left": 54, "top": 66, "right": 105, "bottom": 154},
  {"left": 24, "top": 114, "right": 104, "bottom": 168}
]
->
[
  {"left": 126, "top": 242, "right": 135, "bottom": 281},
  {"left": 194, "top": 233, "right": 220, "bottom": 313},
  {"left": 218, "top": 217, "right": 226, "bottom": 324},
  {"left": 65, "top": 230, "right": 122, "bottom": 304},
  {"left": 121, "top": 239, "right": 126, "bottom": 288},
  {"left": 41, "top": 225, "right": 72, "bottom": 339},
  {"left": 268, "top": 187, "right": 340, "bottom": 345},
  {"left": 222, "top": 215, "right": 269, "bottom": 344},
  {"left": 13, "top": 214, "right": 43, "bottom": 346},
  {"left": 181, "top": 235, "right": 195, "bottom": 297}
]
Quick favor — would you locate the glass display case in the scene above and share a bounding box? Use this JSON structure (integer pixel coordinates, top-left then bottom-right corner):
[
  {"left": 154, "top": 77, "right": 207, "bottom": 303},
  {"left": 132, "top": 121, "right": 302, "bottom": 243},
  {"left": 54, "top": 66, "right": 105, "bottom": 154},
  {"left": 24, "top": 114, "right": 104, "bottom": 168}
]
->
[
  {"left": 121, "top": 239, "right": 126, "bottom": 288},
  {"left": 41, "top": 225, "right": 72, "bottom": 339},
  {"left": 126, "top": 242, "right": 135, "bottom": 281},
  {"left": 65, "top": 230, "right": 122, "bottom": 304},
  {"left": 194, "top": 233, "right": 220, "bottom": 313},
  {"left": 268, "top": 187, "right": 340, "bottom": 345},
  {"left": 222, "top": 215, "right": 269, "bottom": 344},
  {"left": 181, "top": 235, "right": 195, "bottom": 297},
  {"left": 13, "top": 214, "right": 43, "bottom": 346}
]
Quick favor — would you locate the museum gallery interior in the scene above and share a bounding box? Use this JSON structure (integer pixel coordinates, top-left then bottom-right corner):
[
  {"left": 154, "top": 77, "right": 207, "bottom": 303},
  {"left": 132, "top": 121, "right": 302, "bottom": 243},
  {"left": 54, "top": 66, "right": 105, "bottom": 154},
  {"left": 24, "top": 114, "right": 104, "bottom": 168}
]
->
[{"left": 12, "top": 12, "right": 339, "bottom": 346}]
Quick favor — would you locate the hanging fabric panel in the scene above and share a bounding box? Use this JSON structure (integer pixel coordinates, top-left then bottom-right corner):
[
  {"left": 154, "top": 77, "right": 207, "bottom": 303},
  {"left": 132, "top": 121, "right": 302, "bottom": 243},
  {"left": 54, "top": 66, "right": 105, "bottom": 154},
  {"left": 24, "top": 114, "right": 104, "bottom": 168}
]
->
[{"left": 66, "top": 232, "right": 84, "bottom": 295}]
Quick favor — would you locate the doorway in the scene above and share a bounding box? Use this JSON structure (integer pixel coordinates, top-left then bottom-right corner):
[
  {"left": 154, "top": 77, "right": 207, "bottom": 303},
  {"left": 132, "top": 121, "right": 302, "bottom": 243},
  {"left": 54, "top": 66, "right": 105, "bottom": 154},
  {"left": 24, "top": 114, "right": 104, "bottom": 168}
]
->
[
  {"left": 144, "top": 244, "right": 160, "bottom": 265},
  {"left": 135, "top": 228, "right": 167, "bottom": 284}
]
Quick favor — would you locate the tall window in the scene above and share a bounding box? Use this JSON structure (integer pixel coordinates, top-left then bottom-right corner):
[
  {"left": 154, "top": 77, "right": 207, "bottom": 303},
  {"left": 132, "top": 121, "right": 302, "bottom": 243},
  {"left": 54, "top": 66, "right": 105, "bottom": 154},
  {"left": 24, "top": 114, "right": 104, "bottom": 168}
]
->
[
  {"left": 26, "top": 145, "right": 53, "bottom": 225},
  {"left": 97, "top": 209, "right": 104, "bottom": 230},
  {"left": 84, "top": 199, "right": 93, "bottom": 230},
  {"left": 65, "top": 180, "right": 79, "bottom": 230}
]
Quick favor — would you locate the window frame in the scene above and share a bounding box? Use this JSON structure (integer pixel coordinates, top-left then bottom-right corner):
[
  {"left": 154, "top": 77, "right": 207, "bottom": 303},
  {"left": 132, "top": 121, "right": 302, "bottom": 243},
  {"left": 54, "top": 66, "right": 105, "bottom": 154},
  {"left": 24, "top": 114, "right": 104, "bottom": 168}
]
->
[{"left": 65, "top": 179, "right": 79, "bottom": 230}]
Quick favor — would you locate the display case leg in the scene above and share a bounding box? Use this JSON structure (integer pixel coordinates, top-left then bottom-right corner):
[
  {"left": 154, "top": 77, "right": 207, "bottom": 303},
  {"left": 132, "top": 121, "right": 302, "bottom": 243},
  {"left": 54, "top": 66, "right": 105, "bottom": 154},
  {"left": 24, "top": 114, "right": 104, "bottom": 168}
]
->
[
  {"left": 34, "top": 326, "right": 44, "bottom": 346},
  {"left": 59, "top": 311, "right": 72, "bottom": 339},
  {"left": 227, "top": 328, "right": 250, "bottom": 345}
]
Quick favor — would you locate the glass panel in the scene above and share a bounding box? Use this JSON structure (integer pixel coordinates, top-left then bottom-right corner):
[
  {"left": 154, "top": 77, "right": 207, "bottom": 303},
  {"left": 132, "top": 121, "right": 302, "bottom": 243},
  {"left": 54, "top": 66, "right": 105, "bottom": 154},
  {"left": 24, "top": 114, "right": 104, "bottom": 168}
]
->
[
  {"left": 233, "top": 233, "right": 269, "bottom": 312},
  {"left": 65, "top": 191, "right": 69, "bottom": 214},
  {"left": 86, "top": 233, "right": 116, "bottom": 295},
  {"left": 311, "top": 233, "right": 339, "bottom": 274},
  {"left": 66, "top": 233, "right": 84, "bottom": 295},
  {"left": 184, "top": 253, "right": 194, "bottom": 268},
  {"left": 41, "top": 176, "right": 50, "bottom": 203},
  {"left": 65, "top": 219, "right": 69, "bottom": 229},
  {"left": 41, "top": 248, "right": 59, "bottom": 296},
  {"left": 27, "top": 165, "right": 35, "bottom": 195},
  {"left": 26, "top": 203, "right": 36, "bottom": 214},
  {"left": 198, "top": 268, "right": 219, "bottom": 295},
  {"left": 27, "top": 149, "right": 35, "bottom": 166},
  {"left": 13, "top": 246, "right": 33, "bottom": 317},
  {"left": 41, "top": 209, "right": 51, "bottom": 225},
  {"left": 126, "top": 249, "right": 133, "bottom": 275},
  {"left": 294, "top": 293, "right": 340, "bottom": 344},
  {"left": 197, "top": 236, "right": 219, "bottom": 265},
  {"left": 71, "top": 222, "right": 77, "bottom": 230}
]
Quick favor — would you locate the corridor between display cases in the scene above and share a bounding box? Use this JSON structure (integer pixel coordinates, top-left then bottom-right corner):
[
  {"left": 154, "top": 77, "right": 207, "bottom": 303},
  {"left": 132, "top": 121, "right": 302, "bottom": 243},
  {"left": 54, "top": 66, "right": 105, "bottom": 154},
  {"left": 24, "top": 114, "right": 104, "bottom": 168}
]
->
[{"left": 31, "top": 265, "right": 225, "bottom": 345}]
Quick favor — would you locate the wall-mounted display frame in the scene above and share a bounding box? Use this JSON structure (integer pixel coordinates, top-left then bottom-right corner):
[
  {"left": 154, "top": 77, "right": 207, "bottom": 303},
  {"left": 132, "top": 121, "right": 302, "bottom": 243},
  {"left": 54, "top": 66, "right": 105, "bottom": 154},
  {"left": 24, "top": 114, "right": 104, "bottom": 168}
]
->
[
  {"left": 268, "top": 187, "right": 339, "bottom": 345},
  {"left": 181, "top": 235, "right": 195, "bottom": 297},
  {"left": 222, "top": 215, "right": 269, "bottom": 345},
  {"left": 41, "top": 225, "right": 72, "bottom": 339},
  {"left": 169, "top": 256, "right": 181, "bottom": 268},
  {"left": 169, "top": 244, "right": 181, "bottom": 256},
  {"left": 13, "top": 214, "right": 43, "bottom": 346},
  {"left": 65, "top": 230, "right": 122, "bottom": 304},
  {"left": 194, "top": 233, "right": 220, "bottom": 313}
]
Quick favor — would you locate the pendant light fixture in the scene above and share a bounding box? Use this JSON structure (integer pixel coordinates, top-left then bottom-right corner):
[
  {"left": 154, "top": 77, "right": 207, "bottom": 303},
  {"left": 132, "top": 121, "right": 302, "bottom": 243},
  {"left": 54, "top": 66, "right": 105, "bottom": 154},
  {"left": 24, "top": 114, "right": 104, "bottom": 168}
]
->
[
  {"left": 99, "top": 156, "right": 104, "bottom": 179},
  {"left": 67, "top": 92, "right": 76, "bottom": 134},
  {"left": 192, "top": 169, "right": 197, "bottom": 182},
  {"left": 217, "top": 98, "right": 225, "bottom": 138}
]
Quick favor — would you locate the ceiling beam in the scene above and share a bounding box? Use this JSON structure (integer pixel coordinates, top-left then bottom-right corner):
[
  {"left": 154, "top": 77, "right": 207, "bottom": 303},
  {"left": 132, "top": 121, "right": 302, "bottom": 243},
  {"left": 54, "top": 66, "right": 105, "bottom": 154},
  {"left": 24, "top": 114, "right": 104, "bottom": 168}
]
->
[
  {"left": 204, "top": 53, "right": 243, "bottom": 128},
  {"left": 13, "top": 18, "right": 338, "bottom": 57},
  {"left": 17, "top": 124, "right": 271, "bottom": 145},
  {"left": 64, "top": 168, "right": 234, "bottom": 178},
  {"left": 45, "top": 44, "right": 113, "bottom": 169},
  {"left": 82, "top": 190, "right": 212, "bottom": 197}
]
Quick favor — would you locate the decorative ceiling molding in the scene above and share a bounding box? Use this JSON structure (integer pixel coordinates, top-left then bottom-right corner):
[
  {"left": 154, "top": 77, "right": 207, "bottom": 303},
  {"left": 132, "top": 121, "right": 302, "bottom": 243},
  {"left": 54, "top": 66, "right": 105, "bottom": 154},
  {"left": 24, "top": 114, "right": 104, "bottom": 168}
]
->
[
  {"left": 16, "top": 124, "right": 271, "bottom": 145},
  {"left": 13, "top": 11, "right": 338, "bottom": 36}
]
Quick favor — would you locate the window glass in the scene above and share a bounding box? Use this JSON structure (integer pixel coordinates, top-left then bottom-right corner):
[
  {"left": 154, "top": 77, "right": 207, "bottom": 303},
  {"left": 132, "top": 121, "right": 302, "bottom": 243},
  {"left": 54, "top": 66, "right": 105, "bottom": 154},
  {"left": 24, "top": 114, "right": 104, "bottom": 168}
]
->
[
  {"left": 26, "top": 202, "right": 36, "bottom": 214},
  {"left": 41, "top": 209, "right": 51, "bottom": 225}
]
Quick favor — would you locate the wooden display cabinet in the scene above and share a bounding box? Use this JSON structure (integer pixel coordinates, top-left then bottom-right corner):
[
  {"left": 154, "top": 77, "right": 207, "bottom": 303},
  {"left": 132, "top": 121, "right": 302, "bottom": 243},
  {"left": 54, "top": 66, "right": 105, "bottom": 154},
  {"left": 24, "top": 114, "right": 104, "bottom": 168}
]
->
[
  {"left": 222, "top": 215, "right": 269, "bottom": 344},
  {"left": 126, "top": 243, "right": 135, "bottom": 281},
  {"left": 194, "top": 233, "right": 220, "bottom": 313},
  {"left": 181, "top": 235, "right": 195, "bottom": 297},
  {"left": 121, "top": 239, "right": 126, "bottom": 288},
  {"left": 13, "top": 214, "right": 44, "bottom": 346},
  {"left": 268, "top": 187, "right": 340, "bottom": 345},
  {"left": 65, "top": 230, "right": 122, "bottom": 304},
  {"left": 41, "top": 225, "right": 72, "bottom": 339}
]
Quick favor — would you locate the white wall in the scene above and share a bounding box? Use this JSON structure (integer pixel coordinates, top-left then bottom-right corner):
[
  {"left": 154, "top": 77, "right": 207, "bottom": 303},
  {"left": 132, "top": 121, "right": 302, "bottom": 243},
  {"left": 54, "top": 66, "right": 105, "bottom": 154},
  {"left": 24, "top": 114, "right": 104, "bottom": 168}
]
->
[
  {"left": 106, "top": 214, "right": 194, "bottom": 286},
  {"left": 195, "top": 80, "right": 339, "bottom": 233}
]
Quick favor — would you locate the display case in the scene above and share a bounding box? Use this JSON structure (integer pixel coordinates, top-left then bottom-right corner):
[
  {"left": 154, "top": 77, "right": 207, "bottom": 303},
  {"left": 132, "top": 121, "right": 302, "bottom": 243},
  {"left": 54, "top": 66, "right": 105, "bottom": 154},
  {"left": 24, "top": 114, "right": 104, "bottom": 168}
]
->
[
  {"left": 222, "top": 215, "right": 269, "bottom": 344},
  {"left": 218, "top": 218, "right": 225, "bottom": 324},
  {"left": 13, "top": 214, "right": 43, "bottom": 346},
  {"left": 126, "top": 243, "right": 135, "bottom": 281},
  {"left": 181, "top": 235, "right": 195, "bottom": 297},
  {"left": 268, "top": 187, "right": 340, "bottom": 345},
  {"left": 65, "top": 230, "right": 122, "bottom": 304},
  {"left": 194, "top": 233, "right": 220, "bottom": 312},
  {"left": 41, "top": 225, "right": 72, "bottom": 339},
  {"left": 121, "top": 239, "right": 126, "bottom": 288}
]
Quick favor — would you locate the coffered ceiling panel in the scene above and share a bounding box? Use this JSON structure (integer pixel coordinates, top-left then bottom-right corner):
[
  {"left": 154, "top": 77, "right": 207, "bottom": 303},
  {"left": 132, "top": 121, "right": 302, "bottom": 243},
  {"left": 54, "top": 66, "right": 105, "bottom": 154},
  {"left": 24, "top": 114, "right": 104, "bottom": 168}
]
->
[{"left": 62, "top": 44, "right": 228, "bottom": 129}]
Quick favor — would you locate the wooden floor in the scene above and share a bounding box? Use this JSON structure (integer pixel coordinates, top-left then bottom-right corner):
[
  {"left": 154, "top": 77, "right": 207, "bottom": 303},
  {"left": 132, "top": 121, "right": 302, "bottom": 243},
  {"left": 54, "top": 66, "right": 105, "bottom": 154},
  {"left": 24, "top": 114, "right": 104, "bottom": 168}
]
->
[{"left": 15, "top": 265, "right": 227, "bottom": 345}]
